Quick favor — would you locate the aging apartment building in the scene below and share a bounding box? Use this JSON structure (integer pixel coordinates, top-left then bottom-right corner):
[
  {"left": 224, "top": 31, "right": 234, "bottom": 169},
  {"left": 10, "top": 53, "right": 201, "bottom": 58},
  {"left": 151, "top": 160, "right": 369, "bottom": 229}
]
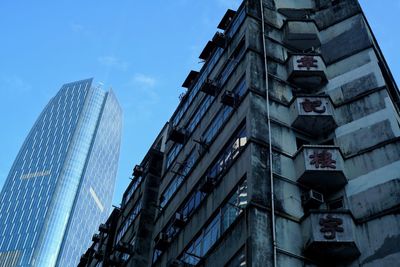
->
[{"left": 79, "top": 0, "right": 400, "bottom": 266}]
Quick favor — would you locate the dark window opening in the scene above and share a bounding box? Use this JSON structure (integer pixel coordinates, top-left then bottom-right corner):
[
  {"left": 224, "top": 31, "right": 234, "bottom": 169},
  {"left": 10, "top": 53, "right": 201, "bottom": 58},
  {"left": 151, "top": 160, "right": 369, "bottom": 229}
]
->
[
  {"left": 225, "top": 246, "right": 246, "bottom": 267},
  {"left": 320, "top": 139, "right": 334, "bottom": 146},
  {"left": 327, "top": 197, "right": 344, "bottom": 210},
  {"left": 296, "top": 137, "right": 310, "bottom": 150}
]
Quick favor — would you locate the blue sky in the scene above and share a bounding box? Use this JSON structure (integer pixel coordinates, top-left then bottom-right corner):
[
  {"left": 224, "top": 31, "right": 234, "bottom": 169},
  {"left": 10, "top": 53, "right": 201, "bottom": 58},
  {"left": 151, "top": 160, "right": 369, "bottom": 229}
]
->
[{"left": 0, "top": 0, "right": 398, "bottom": 207}]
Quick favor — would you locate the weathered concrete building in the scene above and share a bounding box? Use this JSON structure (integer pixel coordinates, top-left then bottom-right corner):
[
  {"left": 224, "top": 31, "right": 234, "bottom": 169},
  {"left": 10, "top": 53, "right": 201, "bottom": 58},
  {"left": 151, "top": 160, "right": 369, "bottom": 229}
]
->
[{"left": 78, "top": 0, "right": 400, "bottom": 266}]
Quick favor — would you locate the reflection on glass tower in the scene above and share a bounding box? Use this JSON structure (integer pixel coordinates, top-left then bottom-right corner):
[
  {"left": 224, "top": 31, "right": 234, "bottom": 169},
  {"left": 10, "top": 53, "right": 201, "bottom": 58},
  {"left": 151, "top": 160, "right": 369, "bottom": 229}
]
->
[{"left": 0, "top": 79, "right": 122, "bottom": 267}]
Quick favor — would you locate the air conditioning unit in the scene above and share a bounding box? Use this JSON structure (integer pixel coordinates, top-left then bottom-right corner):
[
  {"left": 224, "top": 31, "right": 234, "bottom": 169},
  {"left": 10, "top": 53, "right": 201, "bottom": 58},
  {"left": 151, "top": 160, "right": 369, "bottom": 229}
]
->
[
  {"left": 109, "top": 254, "right": 124, "bottom": 265},
  {"left": 79, "top": 254, "right": 89, "bottom": 264},
  {"left": 115, "top": 241, "right": 134, "bottom": 255},
  {"left": 154, "top": 232, "right": 170, "bottom": 251},
  {"left": 199, "top": 175, "right": 216, "bottom": 193},
  {"left": 132, "top": 165, "right": 144, "bottom": 177},
  {"left": 94, "top": 251, "right": 104, "bottom": 260},
  {"left": 87, "top": 247, "right": 95, "bottom": 255},
  {"left": 221, "top": 91, "right": 238, "bottom": 107},
  {"left": 200, "top": 79, "right": 219, "bottom": 96},
  {"left": 301, "top": 190, "right": 324, "bottom": 209},
  {"left": 98, "top": 223, "right": 109, "bottom": 233},
  {"left": 171, "top": 212, "right": 186, "bottom": 229},
  {"left": 92, "top": 234, "right": 101, "bottom": 242},
  {"left": 168, "top": 259, "right": 185, "bottom": 267}
]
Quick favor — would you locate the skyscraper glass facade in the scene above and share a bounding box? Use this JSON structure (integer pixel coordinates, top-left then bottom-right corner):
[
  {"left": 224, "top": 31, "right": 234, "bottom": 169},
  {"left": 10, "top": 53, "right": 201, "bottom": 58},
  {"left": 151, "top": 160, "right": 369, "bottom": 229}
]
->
[{"left": 0, "top": 79, "right": 122, "bottom": 267}]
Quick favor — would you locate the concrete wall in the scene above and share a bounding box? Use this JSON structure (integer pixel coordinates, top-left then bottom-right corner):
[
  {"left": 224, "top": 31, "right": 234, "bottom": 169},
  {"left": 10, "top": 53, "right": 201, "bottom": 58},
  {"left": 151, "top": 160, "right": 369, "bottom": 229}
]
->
[{"left": 80, "top": 1, "right": 400, "bottom": 266}]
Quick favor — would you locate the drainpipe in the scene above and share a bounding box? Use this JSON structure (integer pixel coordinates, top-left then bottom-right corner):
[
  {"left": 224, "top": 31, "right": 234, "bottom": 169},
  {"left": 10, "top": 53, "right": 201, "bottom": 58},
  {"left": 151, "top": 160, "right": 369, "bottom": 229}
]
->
[{"left": 259, "top": 0, "right": 277, "bottom": 266}]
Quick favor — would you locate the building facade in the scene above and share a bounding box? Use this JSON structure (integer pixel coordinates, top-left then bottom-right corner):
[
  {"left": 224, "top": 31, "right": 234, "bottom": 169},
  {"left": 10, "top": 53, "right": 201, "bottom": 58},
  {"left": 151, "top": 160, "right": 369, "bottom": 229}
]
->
[
  {"left": 80, "top": 0, "right": 400, "bottom": 266},
  {"left": 0, "top": 79, "right": 122, "bottom": 267}
]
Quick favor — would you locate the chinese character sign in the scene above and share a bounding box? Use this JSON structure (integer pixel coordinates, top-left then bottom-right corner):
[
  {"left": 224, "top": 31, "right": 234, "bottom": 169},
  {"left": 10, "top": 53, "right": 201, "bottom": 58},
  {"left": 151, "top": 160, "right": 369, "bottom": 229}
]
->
[
  {"left": 309, "top": 150, "right": 337, "bottom": 169},
  {"left": 297, "top": 55, "right": 318, "bottom": 70},
  {"left": 301, "top": 99, "right": 327, "bottom": 114},
  {"left": 319, "top": 215, "right": 344, "bottom": 240}
]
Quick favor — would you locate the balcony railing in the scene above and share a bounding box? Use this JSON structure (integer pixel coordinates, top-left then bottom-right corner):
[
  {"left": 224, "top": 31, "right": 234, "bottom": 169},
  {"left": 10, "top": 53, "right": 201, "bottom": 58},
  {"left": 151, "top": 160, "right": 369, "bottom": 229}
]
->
[
  {"left": 302, "top": 211, "right": 360, "bottom": 261},
  {"left": 294, "top": 146, "right": 347, "bottom": 192},
  {"left": 290, "top": 96, "right": 337, "bottom": 136}
]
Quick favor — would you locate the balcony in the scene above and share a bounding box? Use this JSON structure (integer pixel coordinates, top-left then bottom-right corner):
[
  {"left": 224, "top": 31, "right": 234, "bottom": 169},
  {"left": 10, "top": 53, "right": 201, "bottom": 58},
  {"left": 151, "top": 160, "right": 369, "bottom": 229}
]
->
[
  {"left": 283, "top": 20, "right": 320, "bottom": 51},
  {"left": 92, "top": 234, "right": 101, "bottom": 243},
  {"left": 294, "top": 146, "right": 347, "bottom": 192},
  {"left": 212, "top": 32, "right": 227, "bottom": 48},
  {"left": 94, "top": 251, "right": 104, "bottom": 260},
  {"left": 199, "top": 175, "right": 217, "bottom": 193},
  {"left": 132, "top": 164, "right": 144, "bottom": 177},
  {"left": 217, "top": 9, "right": 237, "bottom": 30},
  {"left": 220, "top": 91, "right": 238, "bottom": 108},
  {"left": 200, "top": 79, "right": 219, "bottom": 96},
  {"left": 302, "top": 211, "right": 360, "bottom": 261},
  {"left": 79, "top": 254, "right": 89, "bottom": 266},
  {"left": 115, "top": 241, "right": 134, "bottom": 254},
  {"left": 154, "top": 232, "right": 170, "bottom": 251},
  {"left": 287, "top": 54, "right": 327, "bottom": 89},
  {"left": 290, "top": 96, "right": 337, "bottom": 136},
  {"left": 167, "top": 127, "right": 187, "bottom": 144},
  {"left": 171, "top": 212, "right": 186, "bottom": 229},
  {"left": 109, "top": 254, "right": 124, "bottom": 265},
  {"left": 199, "top": 41, "right": 216, "bottom": 61},
  {"left": 182, "top": 70, "right": 199, "bottom": 89},
  {"left": 98, "top": 223, "right": 109, "bottom": 233}
]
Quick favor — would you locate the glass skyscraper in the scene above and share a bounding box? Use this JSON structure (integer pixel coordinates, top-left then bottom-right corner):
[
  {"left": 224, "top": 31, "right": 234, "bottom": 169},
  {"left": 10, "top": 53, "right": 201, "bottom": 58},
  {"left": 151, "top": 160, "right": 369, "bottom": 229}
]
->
[{"left": 0, "top": 78, "right": 122, "bottom": 267}]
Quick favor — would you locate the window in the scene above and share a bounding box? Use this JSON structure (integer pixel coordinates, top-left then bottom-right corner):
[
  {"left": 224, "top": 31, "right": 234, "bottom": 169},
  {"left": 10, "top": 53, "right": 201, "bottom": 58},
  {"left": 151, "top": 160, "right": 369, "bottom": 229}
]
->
[
  {"left": 166, "top": 143, "right": 183, "bottom": 169},
  {"left": 205, "top": 125, "right": 247, "bottom": 183},
  {"left": 203, "top": 78, "right": 247, "bottom": 145},
  {"left": 222, "top": 180, "right": 247, "bottom": 232},
  {"left": 115, "top": 198, "right": 142, "bottom": 244},
  {"left": 166, "top": 95, "right": 214, "bottom": 170},
  {"left": 122, "top": 176, "right": 143, "bottom": 206},
  {"left": 160, "top": 149, "right": 199, "bottom": 208},
  {"left": 120, "top": 236, "right": 136, "bottom": 261},
  {"left": 172, "top": 48, "right": 224, "bottom": 127},
  {"left": 217, "top": 42, "right": 246, "bottom": 87},
  {"left": 186, "top": 95, "right": 214, "bottom": 134},
  {"left": 204, "top": 106, "right": 233, "bottom": 144},
  {"left": 204, "top": 213, "right": 222, "bottom": 252},
  {"left": 153, "top": 124, "right": 248, "bottom": 264},
  {"left": 167, "top": 45, "right": 247, "bottom": 172},
  {"left": 160, "top": 175, "right": 184, "bottom": 208},
  {"left": 225, "top": 247, "right": 247, "bottom": 267},
  {"left": 170, "top": 5, "right": 246, "bottom": 128},
  {"left": 181, "top": 235, "right": 203, "bottom": 266},
  {"left": 225, "top": 7, "right": 246, "bottom": 39},
  {"left": 179, "top": 179, "right": 247, "bottom": 266},
  {"left": 166, "top": 93, "right": 214, "bottom": 170}
]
